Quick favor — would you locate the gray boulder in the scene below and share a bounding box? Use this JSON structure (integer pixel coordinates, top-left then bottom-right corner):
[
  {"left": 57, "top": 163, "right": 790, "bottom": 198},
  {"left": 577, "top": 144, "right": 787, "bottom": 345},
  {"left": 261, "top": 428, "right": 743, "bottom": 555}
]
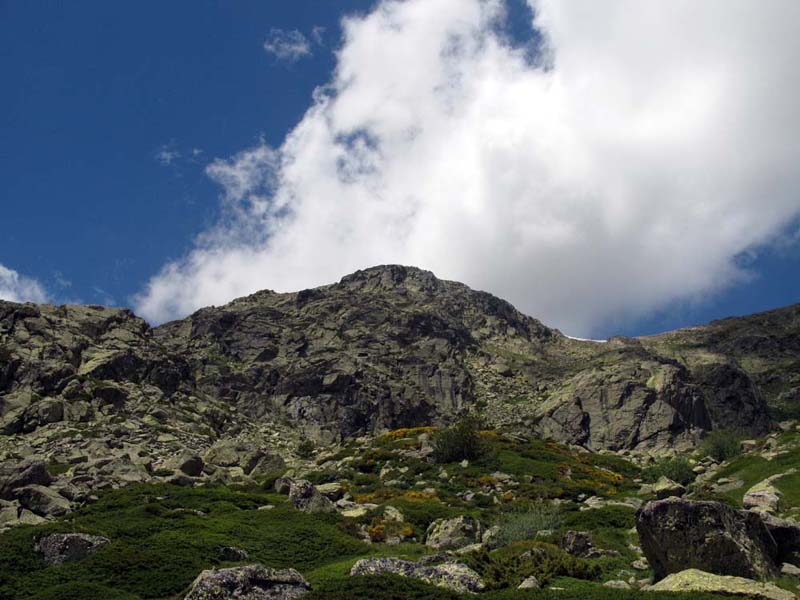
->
[
  {"left": 274, "top": 477, "right": 293, "bottom": 495},
  {"left": 646, "top": 568, "right": 795, "bottom": 600},
  {"left": 204, "top": 441, "right": 284, "bottom": 476},
  {"left": 36, "top": 533, "right": 110, "bottom": 565},
  {"left": 288, "top": 480, "right": 335, "bottom": 513},
  {"left": 561, "top": 530, "right": 594, "bottom": 557},
  {"left": 653, "top": 476, "right": 685, "bottom": 499},
  {"left": 168, "top": 453, "right": 205, "bottom": 477},
  {"left": 425, "top": 516, "right": 483, "bottom": 550},
  {"left": 350, "top": 557, "right": 484, "bottom": 594},
  {"left": 760, "top": 513, "right": 800, "bottom": 566},
  {"left": 219, "top": 546, "right": 250, "bottom": 561},
  {"left": 0, "top": 459, "right": 52, "bottom": 500},
  {"left": 185, "top": 565, "right": 310, "bottom": 600},
  {"left": 636, "top": 498, "right": 779, "bottom": 582},
  {"left": 15, "top": 485, "right": 71, "bottom": 517}
]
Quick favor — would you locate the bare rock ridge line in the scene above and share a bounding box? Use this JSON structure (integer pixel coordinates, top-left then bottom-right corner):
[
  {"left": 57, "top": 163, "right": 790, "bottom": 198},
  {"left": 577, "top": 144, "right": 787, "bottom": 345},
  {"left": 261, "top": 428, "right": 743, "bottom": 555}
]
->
[{"left": 0, "top": 264, "right": 797, "bottom": 470}]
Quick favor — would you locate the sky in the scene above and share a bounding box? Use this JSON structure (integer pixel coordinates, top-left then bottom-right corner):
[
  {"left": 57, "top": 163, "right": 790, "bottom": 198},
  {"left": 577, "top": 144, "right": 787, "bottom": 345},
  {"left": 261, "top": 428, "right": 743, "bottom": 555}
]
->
[{"left": 1, "top": 0, "right": 799, "bottom": 339}]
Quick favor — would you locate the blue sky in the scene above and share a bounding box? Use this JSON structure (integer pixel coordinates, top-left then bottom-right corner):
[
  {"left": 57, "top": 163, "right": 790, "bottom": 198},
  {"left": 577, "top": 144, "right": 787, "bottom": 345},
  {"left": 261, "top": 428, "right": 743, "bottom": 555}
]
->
[{"left": 1, "top": 0, "right": 799, "bottom": 338}]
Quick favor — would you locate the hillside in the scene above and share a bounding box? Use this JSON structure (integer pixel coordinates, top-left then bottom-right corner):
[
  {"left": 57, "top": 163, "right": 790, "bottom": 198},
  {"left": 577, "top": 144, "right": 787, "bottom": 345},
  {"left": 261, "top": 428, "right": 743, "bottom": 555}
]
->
[{"left": 1, "top": 265, "right": 800, "bottom": 599}]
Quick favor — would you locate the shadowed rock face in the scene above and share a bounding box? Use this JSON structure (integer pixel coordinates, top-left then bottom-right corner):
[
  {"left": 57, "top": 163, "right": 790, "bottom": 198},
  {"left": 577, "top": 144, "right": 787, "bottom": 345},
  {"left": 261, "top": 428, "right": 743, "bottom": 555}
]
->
[
  {"left": 0, "top": 265, "right": 793, "bottom": 459},
  {"left": 636, "top": 498, "right": 780, "bottom": 581}
]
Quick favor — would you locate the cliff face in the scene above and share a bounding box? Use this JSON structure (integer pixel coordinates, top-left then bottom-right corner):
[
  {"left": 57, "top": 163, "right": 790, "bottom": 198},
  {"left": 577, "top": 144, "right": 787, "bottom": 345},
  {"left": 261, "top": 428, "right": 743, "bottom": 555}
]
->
[{"left": 0, "top": 265, "right": 795, "bottom": 464}]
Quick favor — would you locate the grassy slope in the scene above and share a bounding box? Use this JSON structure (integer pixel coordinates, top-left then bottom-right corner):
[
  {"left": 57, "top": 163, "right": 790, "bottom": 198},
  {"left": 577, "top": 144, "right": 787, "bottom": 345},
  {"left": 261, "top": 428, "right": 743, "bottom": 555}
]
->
[{"left": 0, "top": 431, "right": 750, "bottom": 600}]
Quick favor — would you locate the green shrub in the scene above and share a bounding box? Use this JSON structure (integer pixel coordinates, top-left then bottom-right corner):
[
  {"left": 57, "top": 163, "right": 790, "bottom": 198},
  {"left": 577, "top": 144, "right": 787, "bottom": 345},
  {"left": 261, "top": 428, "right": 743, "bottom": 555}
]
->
[
  {"left": 702, "top": 429, "right": 743, "bottom": 462},
  {"left": 494, "top": 502, "right": 561, "bottom": 546},
  {"left": 28, "top": 582, "right": 140, "bottom": 600},
  {"left": 464, "top": 541, "right": 600, "bottom": 589},
  {"left": 560, "top": 505, "right": 635, "bottom": 531},
  {"left": 432, "top": 417, "right": 484, "bottom": 464},
  {"left": 46, "top": 462, "right": 72, "bottom": 477},
  {"left": 641, "top": 457, "right": 695, "bottom": 486},
  {"left": 307, "top": 574, "right": 460, "bottom": 599},
  {"left": 297, "top": 440, "right": 316, "bottom": 459},
  {"left": 0, "top": 483, "right": 367, "bottom": 600}
]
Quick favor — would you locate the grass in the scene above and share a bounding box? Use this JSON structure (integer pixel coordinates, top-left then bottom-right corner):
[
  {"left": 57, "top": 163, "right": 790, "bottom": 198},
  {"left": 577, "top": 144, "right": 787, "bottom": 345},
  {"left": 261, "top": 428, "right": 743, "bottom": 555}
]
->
[
  {"left": 0, "top": 484, "right": 368, "bottom": 600},
  {"left": 642, "top": 458, "right": 696, "bottom": 487},
  {"left": 0, "top": 431, "right": 713, "bottom": 600},
  {"left": 707, "top": 442, "right": 800, "bottom": 507},
  {"left": 493, "top": 503, "right": 562, "bottom": 546},
  {"left": 307, "top": 574, "right": 730, "bottom": 599}
]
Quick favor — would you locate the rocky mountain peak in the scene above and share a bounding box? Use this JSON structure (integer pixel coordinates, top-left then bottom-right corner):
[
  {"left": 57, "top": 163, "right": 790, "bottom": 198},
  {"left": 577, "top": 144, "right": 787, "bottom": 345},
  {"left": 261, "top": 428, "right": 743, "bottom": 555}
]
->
[{"left": 1, "top": 267, "right": 797, "bottom": 469}]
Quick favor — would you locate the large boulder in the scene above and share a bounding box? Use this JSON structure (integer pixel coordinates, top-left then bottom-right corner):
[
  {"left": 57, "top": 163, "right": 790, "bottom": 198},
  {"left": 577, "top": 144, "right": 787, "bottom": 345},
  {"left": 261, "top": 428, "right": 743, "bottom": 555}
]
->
[
  {"left": 743, "top": 471, "right": 795, "bottom": 514},
  {"left": 35, "top": 533, "right": 110, "bottom": 565},
  {"left": 350, "top": 557, "right": 484, "bottom": 594},
  {"left": 15, "top": 485, "right": 71, "bottom": 517},
  {"left": 647, "top": 569, "right": 795, "bottom": 600},
  {"left": 288, "top": 480, "right": 335, "bottom": 514},
  {"left": 0, "top": 459, "right": 52, "bottom": 500},
  {"left": 636, "top": 498, "right": 779, "bottom": 581},
  {"left": 425, "top": 516, "right": 483, "bottom": 550},
  {"left": 164, "top": 453, "right": 205, "bottom": 477},
  {"left": 761, "top": 513, "right": 800, "bottom": 566},
  {"left": 204, "top": 441, "right": 285, "bottom": 477},
  {"left": 184, "top": 565, "right": 310, "bottom": 600},
  {"left": 652, "top": 476, "right": 685, "bottom": 499},
  {"left": 561, "top": 530, "right": 594, "bottom": 558}
]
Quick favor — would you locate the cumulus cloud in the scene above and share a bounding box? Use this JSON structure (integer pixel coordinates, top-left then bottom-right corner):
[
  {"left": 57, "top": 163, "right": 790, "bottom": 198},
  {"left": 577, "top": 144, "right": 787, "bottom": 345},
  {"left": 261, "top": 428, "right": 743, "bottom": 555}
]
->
[
  {"left": 263, "top": 28, "right": 312, "bottom": 63},
  {"left": 0, "top": 263, "right": 48, "bottom": 303},
  {"left": 136, "top": 0, "right": 800, "bottom": 336}
]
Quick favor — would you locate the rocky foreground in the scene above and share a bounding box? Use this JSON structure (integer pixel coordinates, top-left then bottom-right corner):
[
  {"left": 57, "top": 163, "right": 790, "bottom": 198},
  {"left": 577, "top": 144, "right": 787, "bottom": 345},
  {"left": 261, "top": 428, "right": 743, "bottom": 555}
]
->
[
  {"left": 3, "top": 422, "right": 800, "bottom": 599},
  {"left": 1, "top": 265, "right": 800, "bottom": 598}
]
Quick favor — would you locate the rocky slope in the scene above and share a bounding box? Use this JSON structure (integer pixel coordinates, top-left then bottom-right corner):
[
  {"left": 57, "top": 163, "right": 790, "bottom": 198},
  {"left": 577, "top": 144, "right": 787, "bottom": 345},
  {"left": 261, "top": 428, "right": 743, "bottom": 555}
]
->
[{"left": 0, "top": 265, "right": 796, "bottom": 481}]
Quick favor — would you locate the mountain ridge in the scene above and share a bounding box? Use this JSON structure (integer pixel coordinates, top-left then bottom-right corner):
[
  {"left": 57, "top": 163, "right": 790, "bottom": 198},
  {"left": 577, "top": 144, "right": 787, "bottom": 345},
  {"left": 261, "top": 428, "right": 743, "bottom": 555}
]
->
[{"left": 2, "top": 265, "right": 796, "bottom": 472}]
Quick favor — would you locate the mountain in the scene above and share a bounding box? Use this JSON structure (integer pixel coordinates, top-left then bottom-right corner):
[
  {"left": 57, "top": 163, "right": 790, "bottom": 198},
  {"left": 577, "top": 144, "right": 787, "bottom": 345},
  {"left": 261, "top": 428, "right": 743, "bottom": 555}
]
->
[{"left": 1, "top": 265, "right": 796, "bottom": 474}]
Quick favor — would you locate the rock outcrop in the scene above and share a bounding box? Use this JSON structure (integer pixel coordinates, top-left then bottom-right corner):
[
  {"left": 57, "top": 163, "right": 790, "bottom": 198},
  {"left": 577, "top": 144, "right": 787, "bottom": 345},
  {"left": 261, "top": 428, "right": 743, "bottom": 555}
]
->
[
  {"left": 425, "top": 515, "right": 483, "bottom": 550},
  {"left": 184, "top": 565, "right": 310, "bottom": 600},
  {"left": 35, "top": 533, "right": 110, "bottom": 565},
  {"left": 288, "top": 480, "right": 336, "bottom": 514},
  {"left": 646, "top": 569, "right": 795, "bottom": 600},
  {"left": 1, "top": 264, "right": 794, "bottom": 504},
  {"left": 636, "top": 498, "right": 780, "bottom": 581},
  {"left": 350, "top": 557, "right": 484, "bottom": 594}
]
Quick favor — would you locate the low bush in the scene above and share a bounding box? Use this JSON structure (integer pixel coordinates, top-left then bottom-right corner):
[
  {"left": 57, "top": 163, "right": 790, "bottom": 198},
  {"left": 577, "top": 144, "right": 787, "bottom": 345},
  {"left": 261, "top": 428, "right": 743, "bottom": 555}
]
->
[
  {"left": 432, "top": 417, "right": 485, "bottom": 464},
  {"left": 560, "top": 505, "right": 635, "bottom": 531},
  {"left": 702, "top": 429, "right": 743, "bottom": 462},
  {"left": 28, "top": 582, "right": 140, "bottom": 600},
  {"left": 494, "top": 502, "right": 562, "bottom": 546},
  {"left": 641, "top": 457, "right": 695, "bottom": 486},
  {"left": 464, "top": 541, "right": 600, "bottom": 589},
  {"left": 0, "top": 484, "right": 367, "bottom": 600},
  {"left": 307, "top": 574, "right": 460, "bottom": 600},
  {"left": 297, "top": 440, "right": 316, "bottom": 459}
]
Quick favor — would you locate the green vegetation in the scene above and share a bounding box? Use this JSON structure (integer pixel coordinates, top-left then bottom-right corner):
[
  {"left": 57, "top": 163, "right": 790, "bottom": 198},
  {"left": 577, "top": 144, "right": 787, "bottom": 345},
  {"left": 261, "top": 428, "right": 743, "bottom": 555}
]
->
[
  {"left": 297, "top": 440, "right": 317, "bottom": 459},
  {"left": 45, "top": 461, "right": 72, "bottom": 477},
  {"left": 0, "top": 484, "right": 368, "bottom": 600},
  {"left": 307, "top": 574, "right": 730, "bottom": 600},
  {"left": 701, "top": 429, "right": 743, "bottom": 463},
  {"left": 493, "top": 503, "right": 562, "bottom": 547},
  {"left": 642, "top": 457, "right": 696, "bottom": 486},
  {"left": 0, "top": 429, "right": 741, "bottom": 600},
  {"left": 464, "top": 541, "right": 600, "bottom": 589},
  {"left": 432, "top": 417, "right": 485, "bottom": 464}
]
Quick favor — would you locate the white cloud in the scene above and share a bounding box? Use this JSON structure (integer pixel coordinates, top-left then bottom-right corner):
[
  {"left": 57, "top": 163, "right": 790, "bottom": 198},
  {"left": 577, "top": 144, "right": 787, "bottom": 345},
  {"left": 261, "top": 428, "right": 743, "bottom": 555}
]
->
[
  {"left": 0, "top": 264, "right": 48, "bottom": 303},
  {"left": 156, "top": 144, "right": 181, "bottom": 166},
  {"left": 263, "top": 28, "right": 312, "bottom": 63},
  {"left": 136, "top": 0, "right": 800, "bottom": 336},
  {"left": 311, "top": 26, "right": 326, "bottom": 46}
]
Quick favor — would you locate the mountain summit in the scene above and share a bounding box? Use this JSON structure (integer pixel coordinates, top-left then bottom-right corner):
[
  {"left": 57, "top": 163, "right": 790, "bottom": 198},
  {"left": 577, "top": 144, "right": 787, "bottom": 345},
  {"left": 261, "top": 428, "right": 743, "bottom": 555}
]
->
[{"left": 2, "top": 265, "right": 796, "bottom": 471}]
